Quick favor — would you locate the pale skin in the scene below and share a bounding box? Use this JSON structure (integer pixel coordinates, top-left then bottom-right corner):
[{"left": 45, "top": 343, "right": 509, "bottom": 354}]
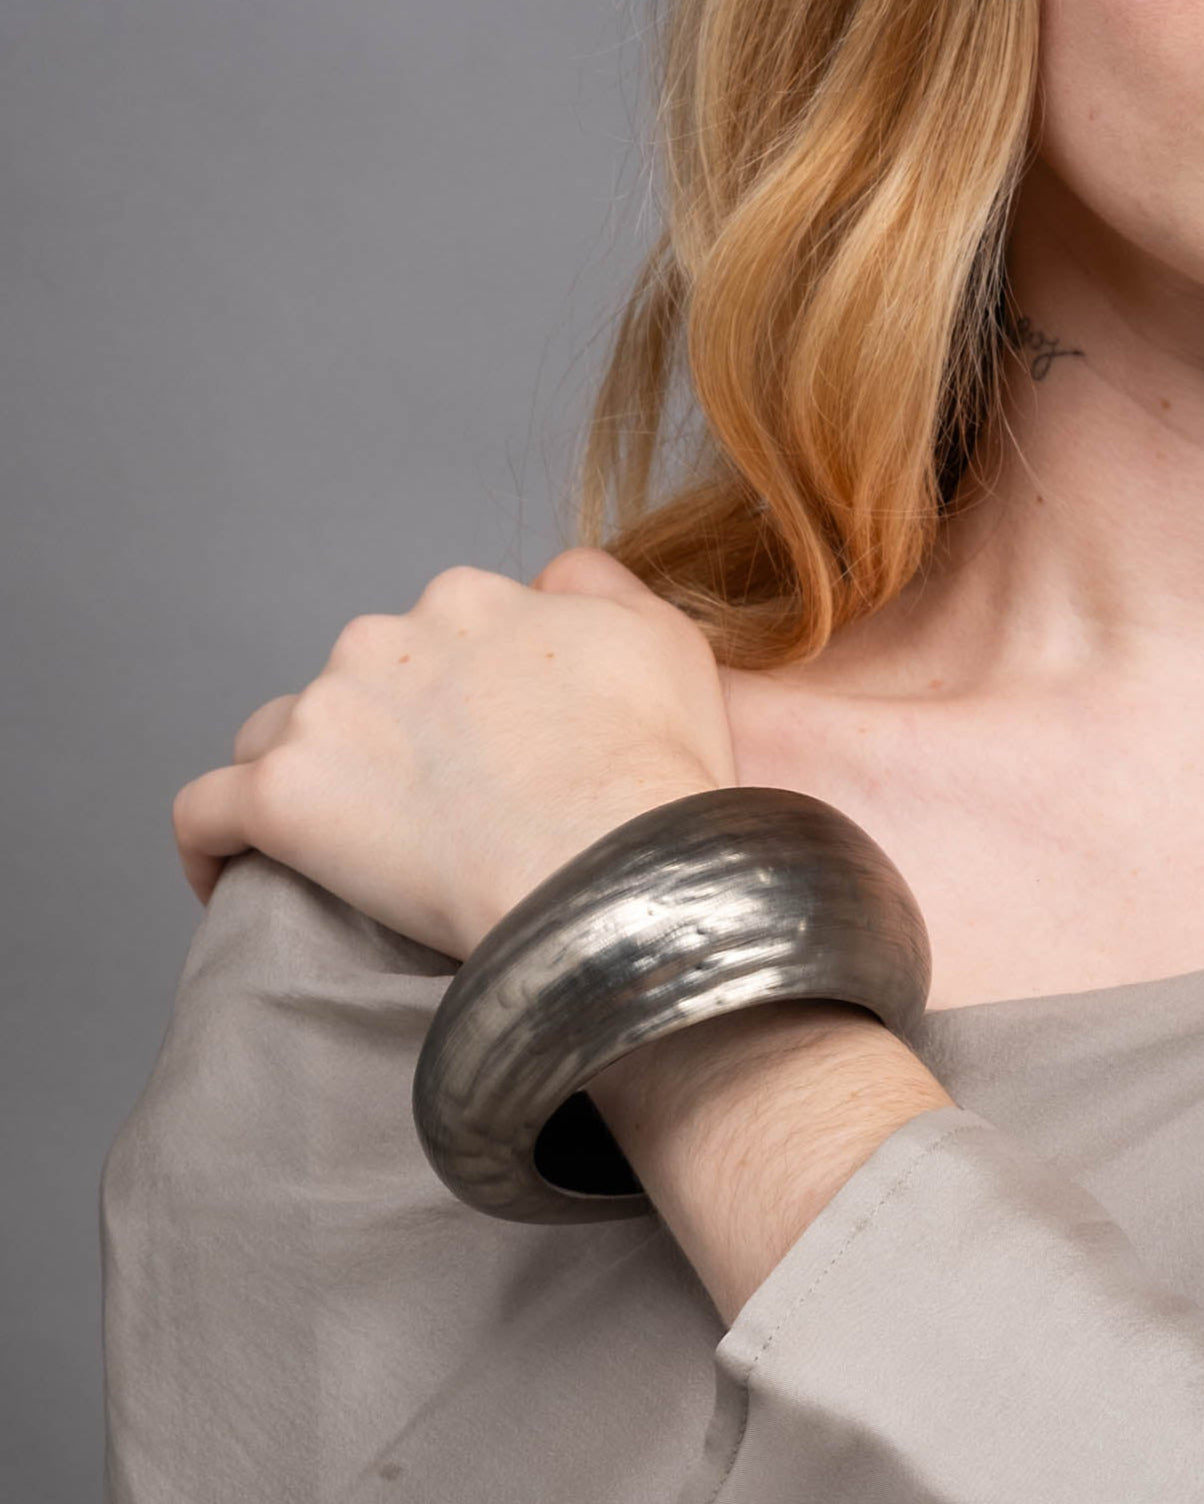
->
[{"left": 172, "top": 0, "right": 1204, "bottom": 1327}]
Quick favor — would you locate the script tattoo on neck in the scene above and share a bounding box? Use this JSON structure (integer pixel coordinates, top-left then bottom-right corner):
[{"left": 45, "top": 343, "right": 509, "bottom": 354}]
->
[{"left": 1015, "top": 315, "right": 1085, "bottom": 381}]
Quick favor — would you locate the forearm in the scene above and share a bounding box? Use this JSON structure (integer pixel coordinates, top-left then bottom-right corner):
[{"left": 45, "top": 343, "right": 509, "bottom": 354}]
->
[{"left": 586, "top": 1001, "right": 956, "bottom": 1325}]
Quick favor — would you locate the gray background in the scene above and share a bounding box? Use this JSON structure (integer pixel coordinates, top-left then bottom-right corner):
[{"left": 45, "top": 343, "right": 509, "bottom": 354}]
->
[{"left": 1, "top": 2, "right": 649, "bottom": 1494}]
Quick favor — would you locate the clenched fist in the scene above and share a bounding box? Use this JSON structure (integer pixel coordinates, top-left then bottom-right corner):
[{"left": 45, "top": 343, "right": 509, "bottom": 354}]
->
[{"left": 172, "top": 547, "right": 738, "bottom": 960}]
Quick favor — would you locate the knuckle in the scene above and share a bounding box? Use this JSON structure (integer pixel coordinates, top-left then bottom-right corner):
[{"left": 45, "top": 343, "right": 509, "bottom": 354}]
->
[
  {"left": 417, "top": 563, "right": 514, "bottom": 609},
  {"left": 231, "top": 694, "right": 284, "bottom": 764},
  {"left": 331, "top": 612, "right": 397, "bottom": 662},
  {"left": 230, "top": 723, "right": 257, "bottom": 765},
  {"left": 290, "top": 675, "right": 338, "bottom": 728},
  {"left": 246, "top": 744, "right": 305, "bottom": 828},
  {"left": 431, "top": 563, "right": 482, "bottom": 589},
  {"left": 170, "top": 781, "right": 194, "bottom": 837},
  {"left": 534, "top": 546, "right": 615, "bottom": 592}
]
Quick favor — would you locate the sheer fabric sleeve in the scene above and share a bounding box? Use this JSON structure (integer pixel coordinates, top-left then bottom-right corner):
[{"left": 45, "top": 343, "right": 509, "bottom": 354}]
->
[{"left": 676, "top": 1101, "right": 1204, "bottom": 1504}]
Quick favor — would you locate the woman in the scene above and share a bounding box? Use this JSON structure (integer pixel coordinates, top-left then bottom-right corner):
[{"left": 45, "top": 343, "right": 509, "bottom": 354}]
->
[{"left": 101, "top": 1, "right": 1204, "bottom": 1500}]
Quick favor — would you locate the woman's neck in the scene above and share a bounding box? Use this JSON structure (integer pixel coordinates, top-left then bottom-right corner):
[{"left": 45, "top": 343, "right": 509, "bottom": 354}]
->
[{"left": 785, "top": 155, "right": 1204, "bottom": 709}]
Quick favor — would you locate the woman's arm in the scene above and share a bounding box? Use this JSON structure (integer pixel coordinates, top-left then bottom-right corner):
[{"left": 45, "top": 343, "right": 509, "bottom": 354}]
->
[
  {"left": 101, "top": 845, "right": 1204, "bottom": 1503},
  {"left": 587, "top": 1000, "right": 956, "bottom": 1324},
  {"left": 98, "top": 850, "right": 464, "bottom": 1504},
  {"left": 141, "top": 546, "right": 1204, "bottom": 1500},
  {"left": 592, "top": 1001, "right": 1204, "bottom": 1504}
]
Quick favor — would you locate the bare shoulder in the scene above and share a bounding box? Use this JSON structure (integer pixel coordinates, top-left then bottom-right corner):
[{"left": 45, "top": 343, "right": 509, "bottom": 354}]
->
[
  {"left": 719, "top": 659, "right": 973, "bottom": 830},
  {"left": 720, "top": 663, "right": 984, "bottom": 1008},
  {"left": 719, "top": 659, "right": 1204, "bottom": 1010},
  {"left": 722, "top": 666, "right": 1018, "bottom": 1008}
]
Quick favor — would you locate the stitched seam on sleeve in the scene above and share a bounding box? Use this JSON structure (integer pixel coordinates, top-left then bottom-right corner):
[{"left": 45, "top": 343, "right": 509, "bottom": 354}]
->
[{"left": 701, "top": 1118, "right": 988, "bottom": 1504}]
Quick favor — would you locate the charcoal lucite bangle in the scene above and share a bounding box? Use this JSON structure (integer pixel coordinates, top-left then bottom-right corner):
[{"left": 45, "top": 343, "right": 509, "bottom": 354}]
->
[{"left": 411, "top": 786, "right": 931, "bottom": 1225}]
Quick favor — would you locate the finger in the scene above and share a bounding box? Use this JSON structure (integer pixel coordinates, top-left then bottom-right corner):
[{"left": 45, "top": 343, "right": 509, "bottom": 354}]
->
[
  {"left": 171, "top": 763, "right": 254, "bottom": 904},
  {"left": 527, "top": 546, "right": 655, "bottom": 606},
  {"left": 232, "top": 693, "right": 298, "bottom": 764}
]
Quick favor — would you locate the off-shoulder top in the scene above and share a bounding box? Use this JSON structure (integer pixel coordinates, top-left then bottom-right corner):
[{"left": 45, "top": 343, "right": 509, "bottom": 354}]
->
[{"left": 99, "top": 849, "right": 1204, "bottom": 1502}]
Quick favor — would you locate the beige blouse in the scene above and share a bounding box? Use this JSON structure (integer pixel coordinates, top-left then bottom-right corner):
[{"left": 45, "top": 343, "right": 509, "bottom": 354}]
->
[{"left": 99, "top": 848, "right": 1204, "bottom": 1501}]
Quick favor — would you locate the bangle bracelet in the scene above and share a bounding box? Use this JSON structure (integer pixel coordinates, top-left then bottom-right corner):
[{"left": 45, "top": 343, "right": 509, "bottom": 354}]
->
[{"left": 411, "top": 786, "right": 931, "bottom": 1224}]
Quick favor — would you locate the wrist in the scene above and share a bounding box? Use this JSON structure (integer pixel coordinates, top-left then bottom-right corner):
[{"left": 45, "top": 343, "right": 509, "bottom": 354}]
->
[
  {"left": 586, "top": 999, "right": 887, "bottom": 1134},
  {"left": 462, "top": 774, "right": 722, "bottom": 955},
  {"left": 587, "top": 1004, "right": 955, "bottom": 1323}
]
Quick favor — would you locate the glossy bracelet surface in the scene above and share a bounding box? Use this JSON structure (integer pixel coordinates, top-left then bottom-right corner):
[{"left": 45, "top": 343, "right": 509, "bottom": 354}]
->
[{"left": 411, "top": 786, "right": 931, "bottom": 1225}]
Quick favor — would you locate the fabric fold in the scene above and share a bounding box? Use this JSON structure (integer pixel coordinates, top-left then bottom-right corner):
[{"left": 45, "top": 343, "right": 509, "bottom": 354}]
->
[
  {"left": 100, "top": 848, "right": 1204, "bottom": 1502},
  {"left": 679, "top": 1104, "right": 1204, "bottom": 1503}
]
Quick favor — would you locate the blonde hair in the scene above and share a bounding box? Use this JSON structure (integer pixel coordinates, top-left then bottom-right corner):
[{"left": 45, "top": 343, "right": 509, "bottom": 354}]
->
[{"left": 569, "top": 0, "right": 1041, "bottom": 670}]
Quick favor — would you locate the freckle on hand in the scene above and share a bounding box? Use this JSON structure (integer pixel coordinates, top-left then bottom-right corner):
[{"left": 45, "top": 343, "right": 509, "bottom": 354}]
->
[
  {"left": 545, "top": 652, "right": 555, "bottom": 659},
  {"left": 397, "top": 653, "right": 411, "bottom": 663},
  {"left": 1160, "top": 397, "right": 1172, "bottom": 410}
]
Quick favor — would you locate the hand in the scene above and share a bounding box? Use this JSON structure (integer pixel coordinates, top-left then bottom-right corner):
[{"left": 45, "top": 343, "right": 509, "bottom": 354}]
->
[{"left": 171, "top": 547, "right": 737, "bottom": 960}]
